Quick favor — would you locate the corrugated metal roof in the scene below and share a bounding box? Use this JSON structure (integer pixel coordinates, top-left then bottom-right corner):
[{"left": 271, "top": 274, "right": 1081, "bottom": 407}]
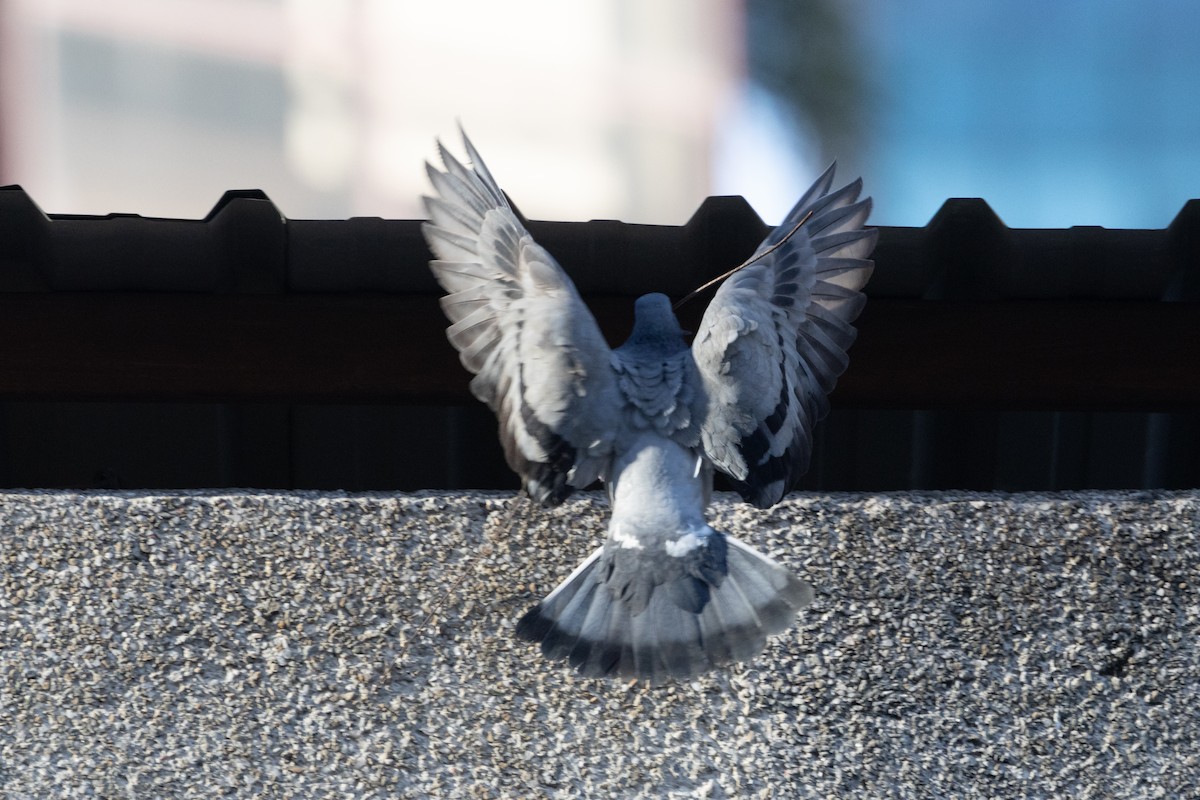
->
[{"left": 3, "top": 185, "right": 1198, "bottom": 300}]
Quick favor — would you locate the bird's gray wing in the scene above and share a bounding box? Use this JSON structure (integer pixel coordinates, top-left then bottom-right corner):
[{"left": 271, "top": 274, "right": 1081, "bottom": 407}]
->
[
  {"left": 692, "top": 163, "right": 876, "bottom": 508},
  {"left": 422, "top": 131, "right": 621, "bottom": 506}
]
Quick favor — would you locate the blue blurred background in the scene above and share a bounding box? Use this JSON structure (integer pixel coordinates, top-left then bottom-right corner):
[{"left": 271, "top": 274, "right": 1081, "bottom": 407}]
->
[
  {"left": 1, "top": 0, "right": 1197, "bottom": 227},
  {"left": 860, "top": 0, "right": 1200, "bottom": 228}
]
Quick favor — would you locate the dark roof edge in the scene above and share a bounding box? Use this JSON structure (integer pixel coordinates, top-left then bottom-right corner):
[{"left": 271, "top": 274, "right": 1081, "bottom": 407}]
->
[{"left": 1, "top": 186, "right": 1197, "bottom": 300}]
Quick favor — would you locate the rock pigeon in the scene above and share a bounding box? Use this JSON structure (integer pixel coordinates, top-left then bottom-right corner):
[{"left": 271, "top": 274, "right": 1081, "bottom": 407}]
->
[{"left": 422, "top": 129, "right": 875, "bottom": 684}]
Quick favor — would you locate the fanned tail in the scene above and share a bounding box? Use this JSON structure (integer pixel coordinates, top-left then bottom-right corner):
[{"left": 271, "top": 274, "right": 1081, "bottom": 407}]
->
[{"left": 515, "top": 535, "right": 813, "bottom": 684}]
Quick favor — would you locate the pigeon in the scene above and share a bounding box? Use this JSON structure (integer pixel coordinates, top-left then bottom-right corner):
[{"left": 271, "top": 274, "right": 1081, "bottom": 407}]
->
[{"left": 421, "top": 129, "right": 875, "bottom": 684}]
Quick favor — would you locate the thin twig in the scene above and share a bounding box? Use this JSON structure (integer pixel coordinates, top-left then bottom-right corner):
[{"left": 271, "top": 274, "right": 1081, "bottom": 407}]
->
[{"left": 673, "top": 208, "right": 815, "bottom": 311}]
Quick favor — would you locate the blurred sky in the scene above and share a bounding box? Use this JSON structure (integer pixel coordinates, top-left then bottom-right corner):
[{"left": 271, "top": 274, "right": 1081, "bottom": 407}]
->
[{"left": 1, "top": 0, "right": 1197, "bottom": 228}]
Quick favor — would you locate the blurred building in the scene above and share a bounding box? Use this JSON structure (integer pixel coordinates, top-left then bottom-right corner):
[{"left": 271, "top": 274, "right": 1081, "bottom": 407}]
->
[
  {"left": 4, "top": 1, "right": 1199, "bottom": 229},
  {"left": 0, "top": 0, "right": 742, "bottom": 222}
]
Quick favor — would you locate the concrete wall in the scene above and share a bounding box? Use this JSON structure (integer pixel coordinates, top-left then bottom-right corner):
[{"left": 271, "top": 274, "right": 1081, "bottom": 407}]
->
[{"left": 1, "top": 490, "right": 1197, "bottom": 798}]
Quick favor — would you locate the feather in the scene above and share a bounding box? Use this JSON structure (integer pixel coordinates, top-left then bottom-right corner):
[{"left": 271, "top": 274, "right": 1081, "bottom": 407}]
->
[
  {"left": 516, "top": 531, "right": 813, "bottom": 685},
  {"left": 422, "top": 130, "right": 621, "bottom": 507},
  {"left": 693, "top": 163, "right": 875, "bottom": 507},
  {"left": 425, "top": 129, "right": 858, "bottom": 686}
]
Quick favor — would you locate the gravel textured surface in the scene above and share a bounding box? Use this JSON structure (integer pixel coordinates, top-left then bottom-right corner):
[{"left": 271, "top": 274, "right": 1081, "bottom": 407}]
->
[{"left": 1, "top": 489, "right": 1198, "bottom": 798}]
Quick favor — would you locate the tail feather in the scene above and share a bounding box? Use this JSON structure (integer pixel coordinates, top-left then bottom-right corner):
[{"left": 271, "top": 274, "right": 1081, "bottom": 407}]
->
[
  {"left": 694, "top": 592, "right": 737, "bottom": 666},
  {"left": 702, "top": 576, "right": 763, "bottom": 663},
  {"left": 540, "top": 550, "right": 604, "bottom": 661},
  {"left": 569, "top": 599, "right": 619, "bottom": 676},
  {"left": 520, "top": 548, "right": 600, "bottom": 658},
  {"left": 629, "top": 610, "right": 661, "bottom": 685},
  {"left": 542, "top": 581, "right": 597, "bottom": 661},
  {"left": 515, "top": 534, "right": 814, "bottom": 684},
  {"left": 663, "top": 612, "right": 707, "bottom": 677}
]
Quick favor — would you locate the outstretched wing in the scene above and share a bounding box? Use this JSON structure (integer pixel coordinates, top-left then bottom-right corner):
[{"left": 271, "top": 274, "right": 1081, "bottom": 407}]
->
[
  {"left": 692, "top": 163, "right": 876, "bottom": 508},
  {"left": 422, "top": 130, "right": 621, "bottom": 506}
]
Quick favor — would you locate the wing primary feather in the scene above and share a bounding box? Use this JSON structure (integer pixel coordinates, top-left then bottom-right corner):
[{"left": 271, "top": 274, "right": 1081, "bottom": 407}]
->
[
  {"left": 767, "top": 161, "right": 837, "bottom": 245},
  {"left": 437, "top": 283, "right": 494, "bottom": 321},
  {"left": 693, "top": 163, "right": 875, "bottom": 506},
  {"left": 807, "top": 196, "right": 871, "bottom": 239},
  {"left": 429, "top": 260, "right": 499, "bottom": 293},
  {"left": 425, "top": 161, "right": 490, "bottom": 218},
  {"left": 811, "top": 227, "right": 878, "bottom": 260},
  {"left": 460, "top": 130, "right": 507, "bottom": 202},
  {"left": 423, "top": 195, "right": 483, "bottom": 238},
  {"left": 813, "top": 259, "right": 874, "bottom": 295},
  {"left": 422, "top": 129, "right": 621, "bottom": 507},
  {"left": 422, "top": 223, "right": 480, "bottom": 262},
  {"left": 788, "top": 180, "right": 862, "bottom": 234}
]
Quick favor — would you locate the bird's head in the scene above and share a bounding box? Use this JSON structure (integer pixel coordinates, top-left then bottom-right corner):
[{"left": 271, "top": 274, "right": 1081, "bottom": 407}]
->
[{"left": 623, "top": 293, "right": 688, "bottom": 353}]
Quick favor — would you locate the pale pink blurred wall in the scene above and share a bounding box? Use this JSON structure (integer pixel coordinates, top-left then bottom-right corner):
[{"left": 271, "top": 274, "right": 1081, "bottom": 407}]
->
[{"left": 0, "top": 0, "right": 743, "bottom": 222}]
